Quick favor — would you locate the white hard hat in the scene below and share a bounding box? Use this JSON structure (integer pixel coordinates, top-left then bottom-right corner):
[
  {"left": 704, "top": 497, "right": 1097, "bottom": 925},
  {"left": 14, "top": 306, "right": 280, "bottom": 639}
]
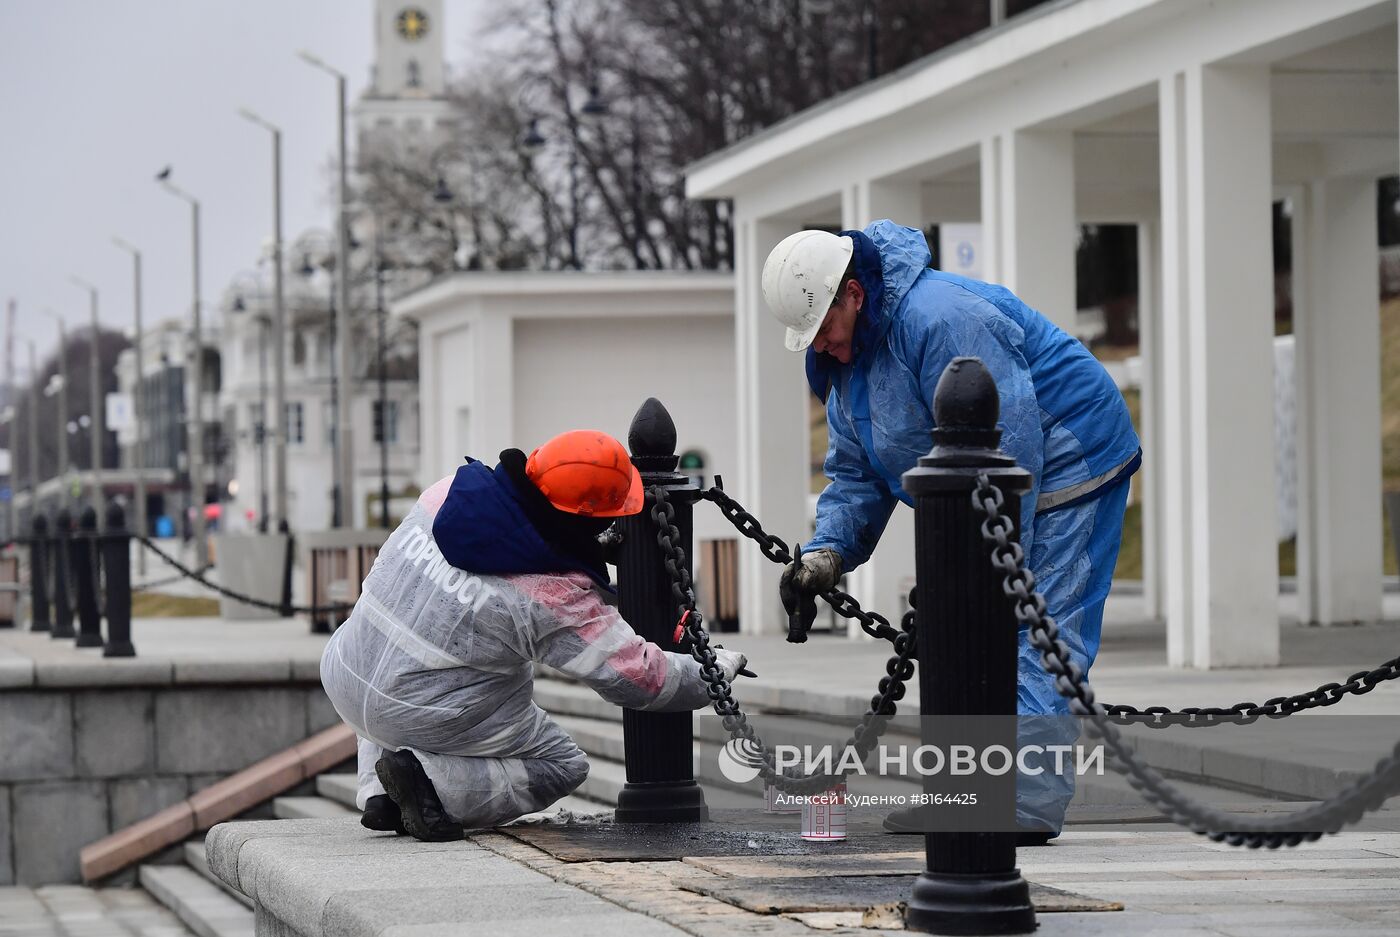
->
[{"left": 762, "top": 230, "right": 855, "bottom": 352}]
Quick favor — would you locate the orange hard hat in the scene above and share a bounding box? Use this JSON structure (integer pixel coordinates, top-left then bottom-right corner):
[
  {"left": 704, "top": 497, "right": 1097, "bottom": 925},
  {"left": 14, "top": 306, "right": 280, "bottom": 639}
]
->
[{"left": 525, "top": 430, "right": 644, "bottom": 517}]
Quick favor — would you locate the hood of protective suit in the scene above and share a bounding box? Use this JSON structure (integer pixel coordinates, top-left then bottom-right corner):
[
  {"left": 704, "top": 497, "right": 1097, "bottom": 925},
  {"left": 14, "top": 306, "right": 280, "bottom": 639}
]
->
[
  {"left": 806, "top": 221, "right": 929, "bottom": 400},
  {"left": 431, "top": 457, "right": 611, "bottom": 587}
]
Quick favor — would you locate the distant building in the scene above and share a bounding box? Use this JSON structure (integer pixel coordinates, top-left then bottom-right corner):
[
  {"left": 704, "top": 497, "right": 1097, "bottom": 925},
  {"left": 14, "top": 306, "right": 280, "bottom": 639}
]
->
[
  {"left": 216, "top": 0, "right": 441, "bottom": 532},
  {"left": 113, "top": 319, "right": 222, "bottom": 536}
]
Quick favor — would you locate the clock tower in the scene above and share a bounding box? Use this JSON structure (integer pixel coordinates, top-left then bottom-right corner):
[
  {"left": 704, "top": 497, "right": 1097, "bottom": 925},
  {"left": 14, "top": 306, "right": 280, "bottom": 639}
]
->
[{"left": 355, "top": 0, "right": 453, "bottom": 155}]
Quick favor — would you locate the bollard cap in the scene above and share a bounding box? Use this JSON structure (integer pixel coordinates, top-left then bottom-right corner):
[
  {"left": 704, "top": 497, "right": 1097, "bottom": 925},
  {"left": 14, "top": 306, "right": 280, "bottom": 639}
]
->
[
  {"left": 934, "top": 357, "right": 999, "bottom": 434},
  {"left": 79, "top": 506, "right": 98, "bottom": 530},
  {"left": 902, "top": 356, "right": 1030, "bottom": 494},
  {"left": 628, "top": 397, "right": 682, "bottom": 477}
]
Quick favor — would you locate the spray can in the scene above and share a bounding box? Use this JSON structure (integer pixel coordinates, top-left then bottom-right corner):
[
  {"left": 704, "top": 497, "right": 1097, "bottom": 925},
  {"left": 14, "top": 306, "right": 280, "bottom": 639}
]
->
[{"left": 801, "top": 781, "right": 847, "bottom": 841}]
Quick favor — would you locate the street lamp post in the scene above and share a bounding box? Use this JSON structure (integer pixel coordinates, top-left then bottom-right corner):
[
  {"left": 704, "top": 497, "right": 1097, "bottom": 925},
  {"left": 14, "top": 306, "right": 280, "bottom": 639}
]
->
[
  {"left": 155, "top": 171, "right": 207, "bottom": 568},
  {"left": 238, "top": 107, "right": 289, "bottom": 533},
  {"left": 26, "top": 340, "right": 39, "bottom": 522},
  {"left": 373, "top": 222, "right": 391, "bottom": 529},
  {"left": 112, "top": 238, "right": 147, "bottom": 572},
  {"left": 298, "top": 50, "right": 354, "bottom": 528},
  {"left": 68, "top": 277, "right": 104, "bottom": 516},
  {"left": 43, "top": 311, "right": 69, "bottom": 508},
  {"left": 298, "top": 243, "right": 341, "bottom": 528}
]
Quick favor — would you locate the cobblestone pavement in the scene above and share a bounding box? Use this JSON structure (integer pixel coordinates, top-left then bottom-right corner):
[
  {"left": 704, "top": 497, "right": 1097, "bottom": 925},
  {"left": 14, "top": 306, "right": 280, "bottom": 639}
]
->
[{"left": 0, "top": 886, "right": 192, "bottom": 937}]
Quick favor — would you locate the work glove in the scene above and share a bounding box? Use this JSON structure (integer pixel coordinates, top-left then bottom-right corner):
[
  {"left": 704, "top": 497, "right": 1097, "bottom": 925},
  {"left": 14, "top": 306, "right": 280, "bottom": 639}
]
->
[
  {"left": 789, "top": 548, "right": 843, "bottom": 594},
  {"left": 597, "top": 524, "right": 624, "bottom": 565},
  {"left": 779, "top": 548, "right": 842, "bottom": 644},
  {"left": 713, "top": 648, "right": 750, "bottom": 682}
]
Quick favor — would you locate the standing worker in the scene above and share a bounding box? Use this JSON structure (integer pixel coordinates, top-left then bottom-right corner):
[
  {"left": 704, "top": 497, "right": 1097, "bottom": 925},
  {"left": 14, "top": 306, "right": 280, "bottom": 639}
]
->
[
  {"left": 763, "top": 221, "right": 1140, "bottom": 840},
  {"left": 320, "top": 430, "right": 747, "bottom": 841}
]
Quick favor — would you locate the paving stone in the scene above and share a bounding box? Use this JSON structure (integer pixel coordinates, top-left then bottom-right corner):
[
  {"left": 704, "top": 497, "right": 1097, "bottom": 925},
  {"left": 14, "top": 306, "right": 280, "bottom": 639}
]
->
[
  {"left": 0, "top": 692, "right": 75, "bottom": 782},
  {"left": 33, "top": 658, "right": 173, "bottom": 688},
  {"left": 248, "top": 847, "right": 544, "bottom": 937},
  {"left": 109, "top": 777, "right": 190, "bottom": 830},
  {"left": 74, "top": 690, "right": 155, "bottom": 778},
  {"left": 12, "top": 782, "right": 109, "bottom": 885},
  {"left": 155, "top": 689, "right": 307, "bottom": 775},
  {"left": 172, "top": 659, "right": 292, "bottom": 684},
  {"left": 0, "top": 657, "right": 35, "bottom": 688}
]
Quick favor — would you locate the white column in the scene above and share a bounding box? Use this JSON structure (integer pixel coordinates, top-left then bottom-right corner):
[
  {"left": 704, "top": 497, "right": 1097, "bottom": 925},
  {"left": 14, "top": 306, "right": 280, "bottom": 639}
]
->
[
  {"left": 1137, "top": 218, "right": 1166, "bottom": 621},
  {"left": 1294, "top": 177, "right": 1383, "bottom": 625},
  {"left": 980, "top": 130, "right": 1077, "bottom": 331},
  {"left": 837, "top": 179, "right": 925, "bottom": 637},
  {"left": 1158, "top": 65, "right": 1279, "bottom": 668},
  {"left": 735, "top": 215, "right": 811, "bottom": 636}
]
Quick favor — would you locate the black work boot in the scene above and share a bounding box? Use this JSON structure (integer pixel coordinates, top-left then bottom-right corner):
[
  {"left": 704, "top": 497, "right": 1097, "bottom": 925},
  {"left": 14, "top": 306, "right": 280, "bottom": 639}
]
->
[
  {"left": 361, "top": 794, "right": 406, "bottom": 835},
  {"left": 374, "top": 749, "right": 464, "bottom": 842}
]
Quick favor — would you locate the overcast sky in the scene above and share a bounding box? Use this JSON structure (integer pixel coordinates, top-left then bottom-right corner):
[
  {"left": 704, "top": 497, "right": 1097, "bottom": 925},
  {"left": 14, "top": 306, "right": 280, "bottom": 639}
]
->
[{"left": 0, "top": 0, "right": 485, "bottom": 376}]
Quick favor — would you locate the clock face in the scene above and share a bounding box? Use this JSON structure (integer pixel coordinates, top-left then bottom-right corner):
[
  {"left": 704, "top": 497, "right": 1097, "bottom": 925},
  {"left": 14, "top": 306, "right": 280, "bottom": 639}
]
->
[{"left": 396, "top": 7, "right": 430, "bottom": 41}]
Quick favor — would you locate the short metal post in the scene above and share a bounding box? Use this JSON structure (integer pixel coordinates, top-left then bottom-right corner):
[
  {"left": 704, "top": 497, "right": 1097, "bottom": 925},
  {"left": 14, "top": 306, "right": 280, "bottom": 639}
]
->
[
  {"left": 50, "top": 509, "right": 75, "bottom": 639},
  {"left": 73, "top": 507, "right": 103, "bottom": 648},
  {"left": 102, "top": 503, "right": 136, "bottom": 658},
  {"left": 902, "top": 358, "right": 1036, "bottom": 935},
  {"left": 280, "top": 522, "right": 295, "bottom": 619},
  {"left": 614, "top": 397, "right": 709, "bottom": 823},
  {"left": 29, "top": 515, "right": 50, "bottom": 632}
]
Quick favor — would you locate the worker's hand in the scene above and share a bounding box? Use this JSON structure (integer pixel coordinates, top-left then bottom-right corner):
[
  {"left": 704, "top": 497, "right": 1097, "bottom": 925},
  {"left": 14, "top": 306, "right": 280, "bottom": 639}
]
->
[
  {"left": 713, "top": 648, "right": 749, "bottom": 682},
  {"left": 597, "top": 524, "right": 624, "bottom": 565},
  {"left": 785, "top": 548, "right": 842, "bottom": 595}
]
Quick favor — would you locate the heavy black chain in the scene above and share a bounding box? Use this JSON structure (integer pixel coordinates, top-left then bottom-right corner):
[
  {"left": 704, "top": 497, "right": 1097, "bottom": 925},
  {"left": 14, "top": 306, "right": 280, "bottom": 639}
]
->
[
  {"left": 652, "top": 486, "right": 917, "bottom": 795},
  {"left": 136, "top": 535, "right": 343, "bottom": 616},
  {"left": 1104, "top": 656, "right": 1400, "bottom": 728},
  {"left": 972, "top": 473, "right": 1400, "bottom": 848},
  {"left": 700, "top": 482, "right": 902, "bottom": 644}
]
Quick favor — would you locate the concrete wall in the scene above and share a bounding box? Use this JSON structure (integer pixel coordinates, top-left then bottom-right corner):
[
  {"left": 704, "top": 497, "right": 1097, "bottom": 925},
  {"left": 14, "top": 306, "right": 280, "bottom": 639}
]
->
[{"left": 0, "top": 682, "right": 339, "bottom": 885}]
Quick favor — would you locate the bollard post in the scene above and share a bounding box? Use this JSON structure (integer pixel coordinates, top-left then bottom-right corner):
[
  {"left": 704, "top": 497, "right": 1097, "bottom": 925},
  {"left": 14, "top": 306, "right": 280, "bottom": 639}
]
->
[
  {"left": 102, "top": 503, "right": 136, "bottom": 658},
  {"left": 73, "top": 506, "right": 104, "bottom": 648},
  {"left": 614, "top": 397, "right": 709, "bottom": 823},
  {"left": 50, "top": 509, "right": 76, "bottom": 640},
  {"left": 901, "top": 358, "right": 1036, "bottom": 935},
  {"left": 279, "top": 521, "right": 295, "bottom": 619},
  {"left": 29, "top": 515, "right": 51, "bottom": 632}
]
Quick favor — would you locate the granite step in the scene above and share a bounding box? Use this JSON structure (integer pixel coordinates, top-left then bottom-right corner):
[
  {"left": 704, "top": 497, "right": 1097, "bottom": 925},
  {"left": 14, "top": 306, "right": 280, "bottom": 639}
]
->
[
  {"left": 183, "top": 841, "right": 253, "bottom": 910},
  {"left": 272, "top": 795, "right": 359, "bottom": 820},
  {"left": 140, "top": 863, "right": 255, "bottom": 937}
]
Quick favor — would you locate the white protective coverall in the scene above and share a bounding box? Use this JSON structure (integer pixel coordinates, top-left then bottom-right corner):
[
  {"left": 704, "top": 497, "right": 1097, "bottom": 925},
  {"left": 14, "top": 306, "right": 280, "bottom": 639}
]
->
[{"left": 320, "top": 473, "right": 713, "bottom": 828}]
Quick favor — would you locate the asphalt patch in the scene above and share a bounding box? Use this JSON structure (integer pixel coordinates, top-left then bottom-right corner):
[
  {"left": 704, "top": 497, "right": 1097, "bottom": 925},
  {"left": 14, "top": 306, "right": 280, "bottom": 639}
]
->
[{"left": 501, "top": 821, "right": 900, "bottom": 862}]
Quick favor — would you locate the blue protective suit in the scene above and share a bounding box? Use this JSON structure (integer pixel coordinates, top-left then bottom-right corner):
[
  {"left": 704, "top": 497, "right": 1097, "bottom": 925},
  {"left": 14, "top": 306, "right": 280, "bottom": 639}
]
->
[{"left": 803, "top": 222, "right": 1141, "bottom": 830}]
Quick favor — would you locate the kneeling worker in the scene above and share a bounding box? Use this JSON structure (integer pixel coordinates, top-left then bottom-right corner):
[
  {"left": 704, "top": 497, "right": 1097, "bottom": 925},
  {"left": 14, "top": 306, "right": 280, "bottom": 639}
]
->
[{"left": 320, "top": 430, "right": 747, "bottom": 841}]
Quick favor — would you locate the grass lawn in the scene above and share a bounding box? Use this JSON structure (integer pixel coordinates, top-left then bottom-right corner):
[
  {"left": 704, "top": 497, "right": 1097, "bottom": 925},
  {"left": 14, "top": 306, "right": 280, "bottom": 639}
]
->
[{"left": 132, "top": 592, "right": 221, "bottom": 617}]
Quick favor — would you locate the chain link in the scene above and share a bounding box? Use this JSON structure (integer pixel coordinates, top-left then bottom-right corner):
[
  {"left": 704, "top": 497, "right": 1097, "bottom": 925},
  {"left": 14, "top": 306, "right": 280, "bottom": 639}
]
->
[
  {"left": 135, "top": 535, "right": 344, "bottom": 616},
  {"left": 971, "top": 472, "right": 1400, "bottom": 848},
  {"left": 701, "top": 478, "right": 1400, "bottom": 725},
  {"left": 700, "top": 484, "right": 902, "bottom": 643},
  {"left": 653, "top": 486, "right": 916, "bottom": 794}
]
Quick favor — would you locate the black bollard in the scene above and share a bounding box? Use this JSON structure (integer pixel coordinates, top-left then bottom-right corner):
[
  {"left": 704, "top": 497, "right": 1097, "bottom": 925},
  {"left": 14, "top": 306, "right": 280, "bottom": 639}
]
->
[
  {"left": 101, "top": 503, "right": 136, "bottom": 658},
  {"left": 29, "top": 515, "right": 51, "bottom": 632},
  {"left": 901, "top": 358, "right": 1036, "bottom": 935},
  {"left": 50, "top": 509, "right": 76, "bottom": 639},
  {"left": 73, "top": 507, "right": 104, "bottom": 648},
  {"left": 279, "top": 520, "right": 295, "bottom": 619},
  {"left": 614, "top": 397, "right": 709, "bottom": 824}
]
